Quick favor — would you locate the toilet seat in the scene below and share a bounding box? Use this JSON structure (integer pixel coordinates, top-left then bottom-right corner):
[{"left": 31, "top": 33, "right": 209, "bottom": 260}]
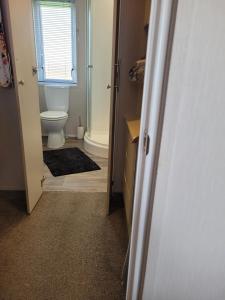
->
[{"left": 40, "top": 111, "right": 68, "bottom": 121}]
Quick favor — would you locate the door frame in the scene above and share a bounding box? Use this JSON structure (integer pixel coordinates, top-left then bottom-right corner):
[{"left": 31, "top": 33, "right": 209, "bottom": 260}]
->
[
  {"left": 125, "top": 0, "right": 178, "bottom": 299},
  {"left": 88, "top": 0, "right": 177, "bottom": 296},
  {"left": 107, "top": 0, "right": 121, "bottom": 213}
]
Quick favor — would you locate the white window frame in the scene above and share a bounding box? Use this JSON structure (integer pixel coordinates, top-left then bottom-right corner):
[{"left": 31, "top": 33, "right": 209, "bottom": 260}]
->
[{"left": 33, "top": 0, "right": 78, "bottom": 84}]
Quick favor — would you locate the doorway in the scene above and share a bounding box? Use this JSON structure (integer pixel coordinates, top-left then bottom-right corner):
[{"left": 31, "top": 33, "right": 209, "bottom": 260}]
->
[{"left": 33, "top": 0, "right": 114, "bottom": 194}]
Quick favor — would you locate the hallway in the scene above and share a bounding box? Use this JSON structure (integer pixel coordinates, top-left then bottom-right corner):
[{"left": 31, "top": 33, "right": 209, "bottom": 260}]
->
[{"left": 0, "top": 192, "right": 127, "bottom": 299}]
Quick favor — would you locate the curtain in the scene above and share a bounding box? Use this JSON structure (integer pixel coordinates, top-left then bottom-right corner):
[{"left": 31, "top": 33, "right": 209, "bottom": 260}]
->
[{"left": 0, "top": 7, "right": 11, "bottom": 88}]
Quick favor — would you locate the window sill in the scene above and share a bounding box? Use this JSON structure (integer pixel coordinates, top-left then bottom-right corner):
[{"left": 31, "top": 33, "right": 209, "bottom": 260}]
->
[{"left": 38, "top": 82, "right": 78, "bottom": 88}]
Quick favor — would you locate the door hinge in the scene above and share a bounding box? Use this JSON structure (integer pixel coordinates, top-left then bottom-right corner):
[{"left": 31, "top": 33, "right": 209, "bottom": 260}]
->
[
  {"left": 114, "top": 60, "right": 120, "bottom": 91},
  {"left": 143, "top": 130, "right": 150, "bottom": 155},
  {"left": 32, "top": 66, "right": 38, "bottom": 76},
  {"left": 41, "top": 176, "right": 45, "bottom": 187}
]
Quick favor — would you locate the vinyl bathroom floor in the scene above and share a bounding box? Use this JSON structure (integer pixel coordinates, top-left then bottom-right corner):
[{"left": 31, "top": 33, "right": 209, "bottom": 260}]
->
[{"left": 42, "top": 138, "right": 108, "bottom": 193}]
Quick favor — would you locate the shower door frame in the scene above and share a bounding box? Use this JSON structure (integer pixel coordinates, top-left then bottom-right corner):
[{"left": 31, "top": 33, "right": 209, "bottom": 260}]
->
[{"left": 86, "top": 0, "right": 93, "bottom": 137}]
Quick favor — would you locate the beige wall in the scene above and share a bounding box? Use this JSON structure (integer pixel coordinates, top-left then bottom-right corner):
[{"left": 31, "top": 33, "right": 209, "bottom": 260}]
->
[
  {"left": 0, "top": 0, "right": 24, "bottom": 190},
  {"left": 39, "top": 0, "right": 87, "bottom": 137}
]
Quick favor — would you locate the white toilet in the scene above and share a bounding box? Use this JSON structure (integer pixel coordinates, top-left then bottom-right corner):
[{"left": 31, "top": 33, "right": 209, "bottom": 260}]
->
[{"left": 40, "top": 85, "right": 69, "bottom": 149}]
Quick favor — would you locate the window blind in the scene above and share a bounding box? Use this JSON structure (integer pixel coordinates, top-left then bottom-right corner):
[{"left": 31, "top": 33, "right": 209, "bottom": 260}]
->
[{"left": 33, "top": 0, "right": 77, "bottom": 83}]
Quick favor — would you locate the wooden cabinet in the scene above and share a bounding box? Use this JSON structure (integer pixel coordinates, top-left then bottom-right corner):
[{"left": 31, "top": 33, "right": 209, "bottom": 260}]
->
[{"left": 123, "top": 120, "right": 140, "bottom": 234}]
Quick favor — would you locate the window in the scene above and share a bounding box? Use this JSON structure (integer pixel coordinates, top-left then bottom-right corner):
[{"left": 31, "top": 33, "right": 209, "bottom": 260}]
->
[{"left": 33, "top": 0, "right": 77, "bottom": 84}]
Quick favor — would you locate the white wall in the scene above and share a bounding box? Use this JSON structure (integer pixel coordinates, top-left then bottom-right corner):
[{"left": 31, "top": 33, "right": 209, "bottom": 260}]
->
[
  {"left": 39, "top": 0, "right": 87, "bottom": 137},
  {"left": 0, "top": 0, "right": 24, "bottom": 190},
  {"left": 88, "top": 0, "right": 114, "bottom": 137},
  {"left": 143, "top": 1, "right": 225, "bottom": 299}
]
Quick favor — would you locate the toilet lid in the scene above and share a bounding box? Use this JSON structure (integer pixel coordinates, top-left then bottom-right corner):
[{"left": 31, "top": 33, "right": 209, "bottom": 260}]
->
[{"left": 40, "top": 111, "right": 68, "bottom": 120}]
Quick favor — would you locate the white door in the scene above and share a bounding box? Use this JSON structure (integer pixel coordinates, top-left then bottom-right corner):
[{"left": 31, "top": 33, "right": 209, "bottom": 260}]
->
[{"left": 6, "top": 0, "right": 43, "bottom": 213}]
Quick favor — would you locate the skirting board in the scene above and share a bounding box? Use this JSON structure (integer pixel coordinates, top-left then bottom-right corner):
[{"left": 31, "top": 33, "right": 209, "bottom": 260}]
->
[
  {"left": 0, "top": 186, "right": 25, "bottom": 191},
  {"left": 66, "top": 134, "right": 77, "bottom": 138},
  {"left": 42, "top": 134, "right": 77, "bottom": 138}
]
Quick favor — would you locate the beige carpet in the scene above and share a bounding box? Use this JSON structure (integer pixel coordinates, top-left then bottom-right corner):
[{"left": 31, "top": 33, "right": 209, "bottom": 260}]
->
[{"left": 0, "top": 191, "right": 127, "bottom": 300}]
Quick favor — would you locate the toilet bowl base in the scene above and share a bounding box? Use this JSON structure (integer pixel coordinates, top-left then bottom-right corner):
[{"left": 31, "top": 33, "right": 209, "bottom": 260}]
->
[{"left": 47, "top": 130, "right": 65, "bottom": 149}]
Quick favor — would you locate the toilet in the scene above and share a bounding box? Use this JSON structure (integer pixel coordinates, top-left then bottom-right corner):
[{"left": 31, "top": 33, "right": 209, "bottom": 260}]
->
[{"left": 40, "top": 85, "right": 69, "bottom": 149}]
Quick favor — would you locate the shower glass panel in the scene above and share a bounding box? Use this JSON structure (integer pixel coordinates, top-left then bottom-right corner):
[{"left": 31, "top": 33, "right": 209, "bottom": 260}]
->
[{"left": 84, "top": 0, "right": 114, "bottom": 158}]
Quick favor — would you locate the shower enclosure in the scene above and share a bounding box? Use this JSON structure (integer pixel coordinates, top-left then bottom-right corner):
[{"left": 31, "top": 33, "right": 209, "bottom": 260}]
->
[{"left": 84, "top": 0, "right": 114, "bottom": 158}]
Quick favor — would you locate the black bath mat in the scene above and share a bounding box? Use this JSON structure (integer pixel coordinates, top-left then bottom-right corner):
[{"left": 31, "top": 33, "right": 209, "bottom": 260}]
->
[{"left": 43, "top": 147, "right": 101, "bottom": 177}]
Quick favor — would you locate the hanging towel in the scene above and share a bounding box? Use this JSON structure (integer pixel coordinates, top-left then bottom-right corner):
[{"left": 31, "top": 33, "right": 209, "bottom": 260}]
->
[
  {"left": 129, "top": 59, "right": 146, "bottom": 82},
  {"left": 0, "top": 7, "right": 12, "bottom": 88}
]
